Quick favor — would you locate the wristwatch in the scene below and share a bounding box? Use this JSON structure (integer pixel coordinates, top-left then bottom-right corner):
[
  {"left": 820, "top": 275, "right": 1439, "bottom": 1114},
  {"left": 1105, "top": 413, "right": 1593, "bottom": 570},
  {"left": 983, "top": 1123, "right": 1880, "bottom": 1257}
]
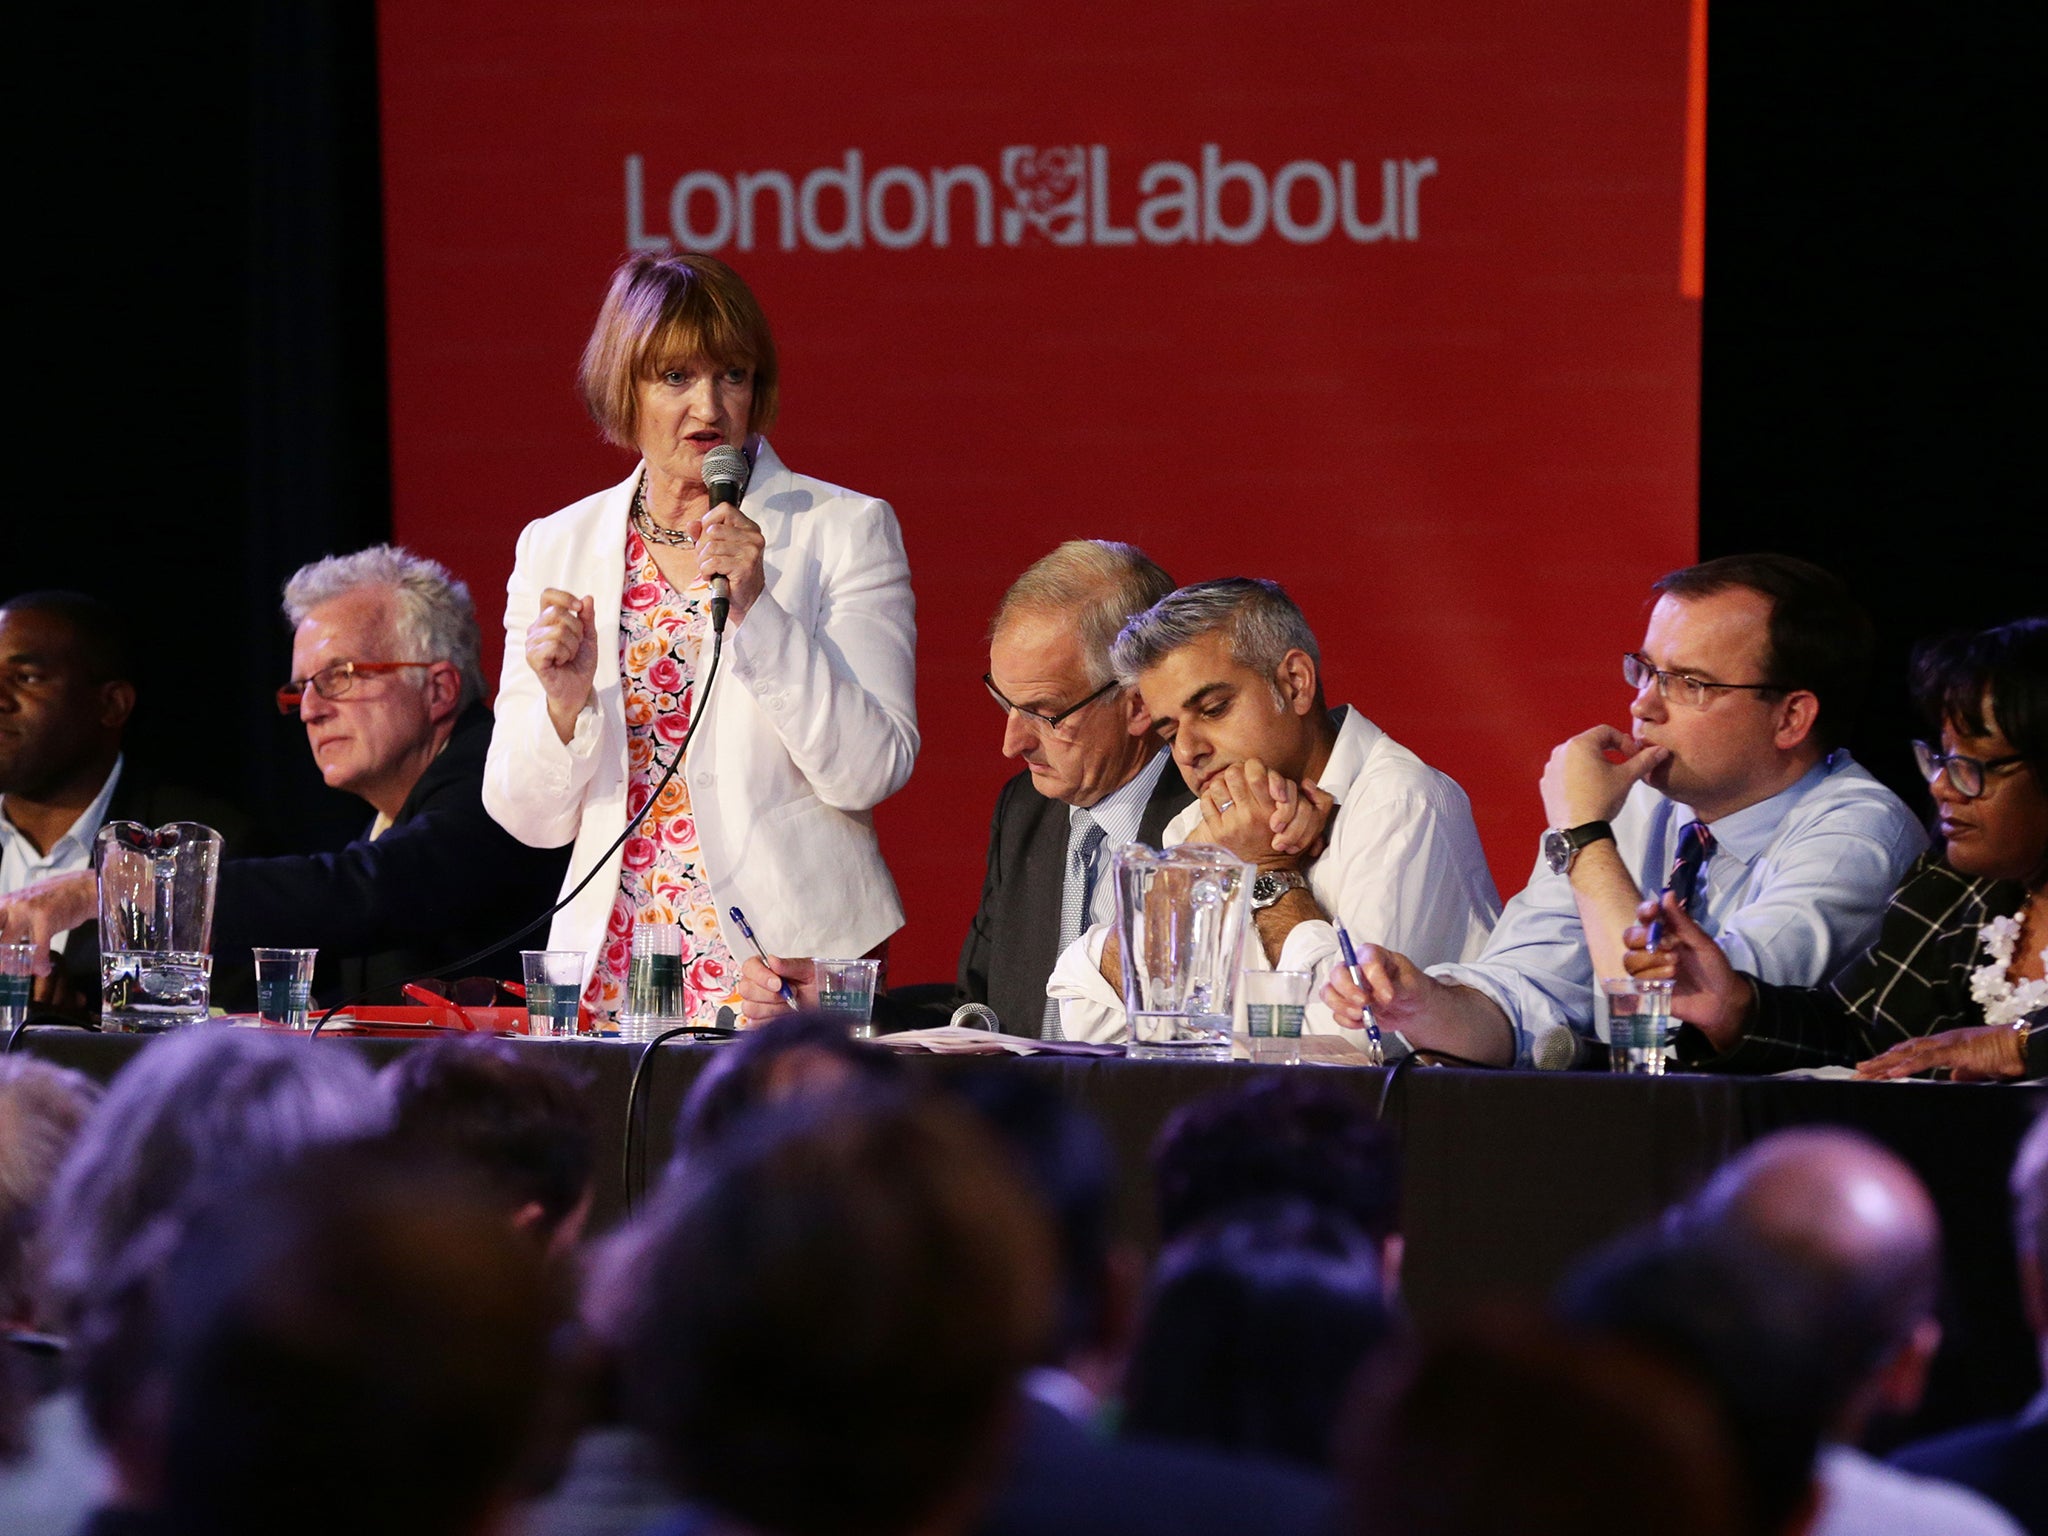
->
[
  {"left": 1251, "top": 869, "right": 1308, "bottom": 909},
  {"left": 1541, "top": 820, "right": 1614, "bottom": 876}
]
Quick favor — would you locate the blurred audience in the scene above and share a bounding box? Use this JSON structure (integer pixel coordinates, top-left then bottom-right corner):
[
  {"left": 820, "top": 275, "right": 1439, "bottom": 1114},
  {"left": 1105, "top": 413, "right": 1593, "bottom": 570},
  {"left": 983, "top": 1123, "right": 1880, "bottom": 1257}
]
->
[
  {"left": 1685, "top": 1129, "right": 2024, "bottom": 1536},
  {"left": 1343, "top": 1311, "right": 1744, "bottom": 1536},
  {"left": 1122, "top": 1199, "right": 1393, "bottom": 1470},
  {"left": 1559, "top": 1229, "right": 1833, "bottom": 1536},
  {"left": 619, "top": 1092, "right": 1056, "bottom": 1536},
  {"left": 1153, "top": 1075, "right": 1402, "bottom": 1293},
  {"left": 150, "top": 1145, "right": 553, "bottom": 1536},
  {"left": 671, "top": 1011, "right": 906, "bottom": 1160},
  {"left": 379, "top": 1034, "right": 596, "bottom": 1257},
  {"left": 0, "top": 1029, "right": 379, "bottom": 1536},
  {"left": 950, "top": 1071, "right": 1337, "bottom": 1536},
  {"left": 0, "top": 1058, "right": 101, "bottom": 1453},
  {"left": 1889, "top": 1110, "right": 2048, "bottom": 1531}
]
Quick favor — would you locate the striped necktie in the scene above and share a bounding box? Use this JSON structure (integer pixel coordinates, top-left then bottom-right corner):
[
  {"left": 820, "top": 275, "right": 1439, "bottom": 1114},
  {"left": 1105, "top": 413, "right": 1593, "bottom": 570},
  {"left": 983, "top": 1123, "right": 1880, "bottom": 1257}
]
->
[
  {"left": 1043, "top": 809, "right": 1107, "bottom": 1040},
  {"left": 1669, "top": 821, "right": 1715, "bottom": 915}
]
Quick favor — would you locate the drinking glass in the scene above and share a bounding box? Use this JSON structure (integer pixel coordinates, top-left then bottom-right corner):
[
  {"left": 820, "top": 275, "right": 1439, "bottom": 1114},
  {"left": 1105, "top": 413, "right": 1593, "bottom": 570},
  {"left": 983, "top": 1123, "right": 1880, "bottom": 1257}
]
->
[
  {"left": 1599, "top": 976, "right": 1678, "bottom": 1074},
  {"left": 1241, "top": 968, "right": 1311, "bottom": 1065},
  {"left": 520, "top": 950, "right": 586, "bottom": 1038},
  {"left": 252, "top": 947, "right": 317, "bottom": 1030},
  {"left": 0, "top": 941, "right": 35, "bottom": 1040},
  {"left": 817, "top": 958, "right": 881, "bottom": 1039}
]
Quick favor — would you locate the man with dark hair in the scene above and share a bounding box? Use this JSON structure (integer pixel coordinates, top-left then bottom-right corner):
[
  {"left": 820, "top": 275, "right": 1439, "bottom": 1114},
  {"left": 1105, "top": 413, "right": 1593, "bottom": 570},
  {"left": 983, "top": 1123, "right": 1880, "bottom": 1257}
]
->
[
  {"left": 1685, "top": 1129, "right": 2023, "bottom": 1536},
  {"left": 0, "top": 592, "right": 248, "bottom": 1011},
  {"left": 1558, "top": 1229, "right": 1834, "bottom": 1536},
  {"left": 379, "top": 1036, "right": 596, "bottom": 1256},
  {"left": 1152, "top": 1076, "right": 1402, "bottom": 1292},
  {"left": 1050, "top": 577, "right": 1499, "bottom": 1043},
  {"left": 1328, "top": 553, "right": 1925, "bottom": 1066},
  {"left": 622, "top": 1094, "right": 1057, "bottom": 1536},
  {"left": 149, "top": 1148, "right": 554, "bottom": 1536}
]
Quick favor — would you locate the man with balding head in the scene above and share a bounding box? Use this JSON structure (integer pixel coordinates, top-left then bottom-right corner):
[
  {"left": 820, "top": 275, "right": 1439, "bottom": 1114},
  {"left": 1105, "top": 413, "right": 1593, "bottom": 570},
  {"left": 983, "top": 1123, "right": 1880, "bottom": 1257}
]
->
[{"left": 1691, "top": 1129, "right": 2023, "bottom": 1536}]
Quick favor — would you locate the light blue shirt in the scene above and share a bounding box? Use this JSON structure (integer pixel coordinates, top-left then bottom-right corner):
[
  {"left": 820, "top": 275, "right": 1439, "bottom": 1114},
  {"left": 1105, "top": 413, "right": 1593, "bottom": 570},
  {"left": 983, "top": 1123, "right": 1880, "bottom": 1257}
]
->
[
  {"left": 1073, "top": 747, "right": 1173, "bottom": 931},
  {"left": 1430, "top": 751, "right": 1927, "bottom": 1065}
]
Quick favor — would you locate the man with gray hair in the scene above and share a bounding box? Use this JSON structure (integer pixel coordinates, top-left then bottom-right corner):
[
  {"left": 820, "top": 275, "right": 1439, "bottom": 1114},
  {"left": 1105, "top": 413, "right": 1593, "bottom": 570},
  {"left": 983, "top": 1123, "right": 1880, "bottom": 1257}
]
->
[
  {"left": 0, "top": 547, "right": 569, "bottom": 1003},
  {"left": 958, "top": 541, "right": 1196, "bottom": 1035},
  {"left": 740, "top": 540, "right": 1196, "bottom": 1035},
  {"left": 1047, "top": 578, "right": 1499, "bottom": 1044}
]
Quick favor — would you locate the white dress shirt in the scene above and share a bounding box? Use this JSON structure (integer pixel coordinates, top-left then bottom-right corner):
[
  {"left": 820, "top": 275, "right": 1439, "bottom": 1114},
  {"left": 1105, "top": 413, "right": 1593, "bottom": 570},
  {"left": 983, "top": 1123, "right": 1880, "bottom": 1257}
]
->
[
  {"left": 0, "top": 755, "right": 122, "bottom": 956},
  {"left": 1047, "top": 707, "right": 1500, "bottom": 1042},
  {"left": 1073, "top": 747, "right": 1173, "bottom": 931},
  {"left": 1429, "top": 750, "right": 1927, "bottom": 1065}
]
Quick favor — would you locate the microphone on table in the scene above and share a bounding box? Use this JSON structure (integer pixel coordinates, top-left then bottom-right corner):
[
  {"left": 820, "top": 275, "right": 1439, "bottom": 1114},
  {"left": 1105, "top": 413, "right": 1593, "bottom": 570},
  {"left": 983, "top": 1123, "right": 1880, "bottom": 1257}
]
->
[
  {"left": 1532, "top": 1022, "right": 1610, "bottom": 1072},
  {"left": 702, "top": 444, "right": 752, "bottom": 635}
]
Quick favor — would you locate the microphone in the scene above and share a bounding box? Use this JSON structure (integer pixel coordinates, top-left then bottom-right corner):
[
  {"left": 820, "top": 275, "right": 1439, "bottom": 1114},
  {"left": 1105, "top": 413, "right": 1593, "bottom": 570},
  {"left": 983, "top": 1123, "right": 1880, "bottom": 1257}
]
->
[
  {"left": 702, "top": 444, "right": 751, "bottom": 634},
  {"left": 949, "top": 1002, "right": 1002, "bottom": 1032},
  {"left": 1532, "top": 1022, "right": 1610, "bottom": 1072}
]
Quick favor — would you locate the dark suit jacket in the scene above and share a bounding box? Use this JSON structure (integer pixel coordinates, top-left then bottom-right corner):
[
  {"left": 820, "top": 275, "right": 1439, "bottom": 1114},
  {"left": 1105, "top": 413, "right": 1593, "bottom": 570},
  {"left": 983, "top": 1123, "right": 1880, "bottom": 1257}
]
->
[
  {"left": 977, "top": 1397, "right": 1336, "bottom": 1536},
  {"left": 956, "top": 756, "right": 1193, "bottom": 1036},
  {"left": 1889, "top": 1414, "right": 2048, "bottom": 1533},
  {"left": 209, "top": 702, "right": 572, "bottom": 1005}
]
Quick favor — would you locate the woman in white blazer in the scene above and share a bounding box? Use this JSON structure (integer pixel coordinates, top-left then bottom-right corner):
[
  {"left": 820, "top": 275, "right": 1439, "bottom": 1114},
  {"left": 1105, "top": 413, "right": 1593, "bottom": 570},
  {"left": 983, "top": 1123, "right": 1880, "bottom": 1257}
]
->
[{"left": 483, "top": 253, "right": 917, "bottom": 1027}]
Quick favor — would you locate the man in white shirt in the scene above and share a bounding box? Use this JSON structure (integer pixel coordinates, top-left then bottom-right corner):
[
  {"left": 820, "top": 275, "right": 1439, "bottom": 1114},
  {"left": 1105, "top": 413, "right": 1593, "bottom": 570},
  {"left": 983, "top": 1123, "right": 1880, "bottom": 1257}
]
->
[
  {"left": 1326, "top": 554, "right": 1925, "bottom": 1066},
  {"left": 1047, "top": 578, "right": 1499, "bottom": 1043},
  {"left": 0, "top": 593, "right": 134, "bottom": 984}
]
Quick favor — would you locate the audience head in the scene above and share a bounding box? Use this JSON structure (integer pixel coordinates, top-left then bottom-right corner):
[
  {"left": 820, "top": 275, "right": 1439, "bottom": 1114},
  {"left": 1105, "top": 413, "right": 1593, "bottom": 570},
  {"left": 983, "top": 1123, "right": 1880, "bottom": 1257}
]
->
[
  {"left": 280, "top": 545, "right": 482, "bottom": 816},
  {"left": 1909, "top": 616, "right": 2048, "bottom": 886},
  {"left": 1687, "top": 1127, "right": 1943, "bottom": 1439},
  {"left": 672, "top": 1010, "right": 906, "bottom": 1159},
  {"left": 1559, "top": 1227, "right": 1831, "bottom": 1536},
  {"left": 155, "top": 1145, "right": 553, "bottom": 1536},
  {"left": 0, "top": 1056, "right": 100, "bottom": 1333},
  {"left": 43, "top": 1028, "right": 381, "bottom": 1331},
  {"left": 1635, "top": 553, "right": 1867, "bottom": 820},
  {"left": 1154, "top": 1076, "right": 1401, "bottom": 1289},
  {"left": 1121, "top": 1199, "right": 1394, "bottom": 1470},
  {"left": 580, "top": 249, "right": 780, "bottom": 445},
  {"left": 2010, "top": 1111, "right": 2048, "bottom": 1368},
  {"left": 0, "top": 589, "right": 136, "bottom": 805},
  {"left": 623, "top": 1092, "right": 1056, "bottom": 1536},
  {"left": 1343, "top": 1312, "right": 1743, "bottom": 1536},
  {"left": 948, "top": 1069, "right": 1132, "bottom": 1380},
  {"left": 379, "top": 1035, "right": 596, "bottom": 1254},
  {"left": 1111, "top": 578, "right": 1332, "bottom": 790},
  {"left": 986, "top": 540, "right": 1175, "bottom": 808}
]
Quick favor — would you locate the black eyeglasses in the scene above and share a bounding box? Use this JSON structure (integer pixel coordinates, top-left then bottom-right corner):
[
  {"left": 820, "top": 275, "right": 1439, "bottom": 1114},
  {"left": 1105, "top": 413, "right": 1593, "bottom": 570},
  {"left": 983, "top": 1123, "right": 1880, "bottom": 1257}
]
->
[
  {"left": 1912, "top": 740, "right": 2026, "bottom": 801},
  {"left": 1623, "top": 652, "right": 1786, "bottom": 709},
  {"left": 277, "top": 661, "right": 436, "bottom": 714},
  {"left": 982, "top": 674, "right": 1118, "bottom": 738}
]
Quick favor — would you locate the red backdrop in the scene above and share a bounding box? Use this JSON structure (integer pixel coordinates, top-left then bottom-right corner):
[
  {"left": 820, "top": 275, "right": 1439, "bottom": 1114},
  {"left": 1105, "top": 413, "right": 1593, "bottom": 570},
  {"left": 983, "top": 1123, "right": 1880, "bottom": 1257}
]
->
[{"left": 380, "top": 3, "right": 1700, "bottom": 984}]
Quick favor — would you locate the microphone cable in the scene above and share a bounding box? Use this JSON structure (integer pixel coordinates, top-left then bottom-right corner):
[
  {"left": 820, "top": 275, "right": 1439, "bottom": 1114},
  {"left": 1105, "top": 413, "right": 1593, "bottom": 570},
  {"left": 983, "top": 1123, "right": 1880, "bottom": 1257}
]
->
[{"left": 312, "top": 630, "right": 724, "bottom": 1036}]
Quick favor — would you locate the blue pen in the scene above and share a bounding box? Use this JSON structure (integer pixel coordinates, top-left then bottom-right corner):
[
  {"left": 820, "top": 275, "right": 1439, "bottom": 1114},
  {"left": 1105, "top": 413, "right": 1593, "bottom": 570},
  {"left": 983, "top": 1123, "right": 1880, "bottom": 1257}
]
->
[
  {"left": 1335, "top": 925, "right": 1385, "bottom": 1062},
  {"left": 728, "top": 906, "right": 796, "bottom": 1005}
]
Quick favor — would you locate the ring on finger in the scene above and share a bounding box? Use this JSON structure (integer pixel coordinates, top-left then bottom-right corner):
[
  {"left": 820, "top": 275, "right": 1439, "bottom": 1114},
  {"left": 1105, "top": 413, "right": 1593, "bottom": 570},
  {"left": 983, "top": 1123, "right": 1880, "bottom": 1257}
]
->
[{"left": 1217, "top": 798, "right": 1235, "bottom": 813}]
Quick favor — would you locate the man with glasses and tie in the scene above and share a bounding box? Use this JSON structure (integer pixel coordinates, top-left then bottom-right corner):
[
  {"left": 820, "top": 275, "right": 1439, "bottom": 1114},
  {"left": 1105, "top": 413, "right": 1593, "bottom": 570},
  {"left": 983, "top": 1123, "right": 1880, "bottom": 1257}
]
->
[
  {"left": 959, "top": 540, "right": 1195, "bottom": 1037},
  {"left": 0, "top": 547, "right": 568, "bottom": 1005},
  {"left": 1325, "top": 553, "right": 1926, "bottom": 1067}
]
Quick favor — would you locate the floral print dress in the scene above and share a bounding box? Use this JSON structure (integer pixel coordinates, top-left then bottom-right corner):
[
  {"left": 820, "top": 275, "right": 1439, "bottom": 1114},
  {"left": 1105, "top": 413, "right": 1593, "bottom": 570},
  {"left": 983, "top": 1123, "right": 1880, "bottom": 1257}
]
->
[{"left": 582, "top": 528, "right": 741, "bottom": 1025}]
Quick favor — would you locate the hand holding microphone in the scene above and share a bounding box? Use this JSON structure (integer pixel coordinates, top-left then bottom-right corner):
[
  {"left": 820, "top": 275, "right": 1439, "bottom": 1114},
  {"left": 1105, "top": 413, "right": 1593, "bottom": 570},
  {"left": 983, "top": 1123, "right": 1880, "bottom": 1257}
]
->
[{"left": 697, "top": 445, "right": 764, "bottom": 633}]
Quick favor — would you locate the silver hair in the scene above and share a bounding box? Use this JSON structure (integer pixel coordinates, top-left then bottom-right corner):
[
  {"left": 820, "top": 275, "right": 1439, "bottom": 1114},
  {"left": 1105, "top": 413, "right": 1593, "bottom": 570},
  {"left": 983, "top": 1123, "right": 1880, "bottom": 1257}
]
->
[
  {"left": 283, "top": 544, "right": 487, "bottom": 712},
  {"left": 991, "top": 541, "right": 1175, "bottom": 688},
  {"left": 1110, "top": 578, "right": 1322, "bottom": 697},
  {"left": 39, "top": 1028, "right": 383, "bottom": 1327}
]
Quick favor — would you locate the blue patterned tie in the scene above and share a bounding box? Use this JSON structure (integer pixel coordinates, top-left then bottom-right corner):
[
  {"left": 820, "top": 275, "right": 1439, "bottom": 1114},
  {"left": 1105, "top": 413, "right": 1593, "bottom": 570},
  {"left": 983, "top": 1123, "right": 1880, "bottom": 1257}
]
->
[
  {"left": 1043, "top": 809, "right": 1107, "bottom": 1040},
  {"left": 1669, "top": 821, "right": 1715, "bottom": 916}
]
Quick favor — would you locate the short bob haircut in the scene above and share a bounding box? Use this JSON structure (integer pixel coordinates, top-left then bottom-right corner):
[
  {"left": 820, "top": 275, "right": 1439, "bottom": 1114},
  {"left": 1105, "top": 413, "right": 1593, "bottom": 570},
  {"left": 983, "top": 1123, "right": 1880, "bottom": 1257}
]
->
[{"left": 578, "top": 251, "right": 780, "bottom": 449}]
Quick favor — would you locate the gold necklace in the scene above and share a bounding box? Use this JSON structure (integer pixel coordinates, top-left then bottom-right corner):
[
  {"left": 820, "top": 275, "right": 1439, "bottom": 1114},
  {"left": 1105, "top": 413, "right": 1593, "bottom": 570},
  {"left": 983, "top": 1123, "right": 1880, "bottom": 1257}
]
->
[{"left": 632, "top": 472, "right": 695, "bottom": 547}]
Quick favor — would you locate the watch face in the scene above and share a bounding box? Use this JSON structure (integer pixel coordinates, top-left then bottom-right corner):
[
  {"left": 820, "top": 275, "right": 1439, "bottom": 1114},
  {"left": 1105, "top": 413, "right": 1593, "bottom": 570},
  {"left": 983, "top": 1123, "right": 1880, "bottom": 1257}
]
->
[{"left": 1541, "top": 829, "right": 1571, "bottom": 874}]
